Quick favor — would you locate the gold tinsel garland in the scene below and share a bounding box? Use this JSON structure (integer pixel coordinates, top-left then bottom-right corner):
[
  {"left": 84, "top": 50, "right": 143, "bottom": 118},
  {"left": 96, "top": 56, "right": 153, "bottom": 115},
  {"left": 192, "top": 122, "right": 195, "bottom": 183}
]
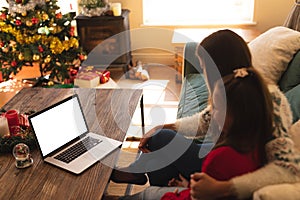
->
[{"left": 0, "top": 22, "right": 79, "bottom": 54}]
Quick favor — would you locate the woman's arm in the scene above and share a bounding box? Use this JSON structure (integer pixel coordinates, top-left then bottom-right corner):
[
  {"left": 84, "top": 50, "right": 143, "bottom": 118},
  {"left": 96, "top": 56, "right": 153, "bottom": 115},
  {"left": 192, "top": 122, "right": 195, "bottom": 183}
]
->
[
  {"left": 175, "top": 105, "right": 211, "bottom": 138},
  {"left": 231, "top": 162, "right": 300, "bottom": 199},
  {"left": 190, "top": 163, "right": 300, "bottom": 200}
]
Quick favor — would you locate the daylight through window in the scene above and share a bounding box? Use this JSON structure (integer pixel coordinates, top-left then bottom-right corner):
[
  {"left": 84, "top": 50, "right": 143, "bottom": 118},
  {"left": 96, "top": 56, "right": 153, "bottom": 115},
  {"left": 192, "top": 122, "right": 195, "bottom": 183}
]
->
[{"left": 143, "top": 0, "right": 255, "bottom": 26}]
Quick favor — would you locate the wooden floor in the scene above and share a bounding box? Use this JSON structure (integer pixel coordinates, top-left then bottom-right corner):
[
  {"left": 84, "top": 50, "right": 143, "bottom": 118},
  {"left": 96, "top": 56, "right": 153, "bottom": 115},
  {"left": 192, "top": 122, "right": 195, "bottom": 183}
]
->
[{"left": 0, "top": 64, "right": 181, "bottom": 108}]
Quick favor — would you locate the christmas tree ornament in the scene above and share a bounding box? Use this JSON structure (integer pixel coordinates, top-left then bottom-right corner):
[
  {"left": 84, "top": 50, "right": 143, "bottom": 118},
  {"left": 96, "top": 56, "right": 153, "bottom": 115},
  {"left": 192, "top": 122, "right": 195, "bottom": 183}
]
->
[
  {"left": 44, "top": 55, "right": 51, "bottom": 63},
  {"left": 37, "top": 26, "right": 50, "bottom": 35},
  {"left": 18, "top": 53, "right": 24, "bottom": 61},
  {"left": 32, "top": 54, "right": 40, "bottom": 61},
  {"left": 31, "top": 17, "right": 38, "bottom": 24},
  {"left": 25, "top": 20, "right": 32, "bottom": 26},
  {"left": 0, "top": 13, "right": 6, "bottom": 20},
  {"left": 47, "top": 80, "right": 54, "bottom": 86},
  {"left": 15, "top": 19, "right": 21, "bottom": 25},
  {"left": 2, "top": 47, "right": 9, "bottom": 53},
  {"left": 78, "top": 54, "right": 86, "bottom": 61},
  {"left": 38, "top": 45, "right": 43, "bottom": 53},
  {"left": 55, "top": 12, "right": 62, "bottom": 19},
  {"left": 64, "top": 20, "right": 70, "bottom": 26},
  {"left": 12, "top": 143, "right": 33, "bottom": 168},
  {"left": 41, "top": 13, "right": 49, "bottom": 21},
  {"left": 11, "top": 60, "right": 17, "bottom": 67}
]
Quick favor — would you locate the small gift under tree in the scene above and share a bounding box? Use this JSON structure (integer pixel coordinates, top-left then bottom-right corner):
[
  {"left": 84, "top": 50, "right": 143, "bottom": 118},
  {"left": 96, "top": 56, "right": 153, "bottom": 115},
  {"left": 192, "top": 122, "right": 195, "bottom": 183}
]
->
[{"left": 0, "top": 0, "right": 87, "bottom": 83}]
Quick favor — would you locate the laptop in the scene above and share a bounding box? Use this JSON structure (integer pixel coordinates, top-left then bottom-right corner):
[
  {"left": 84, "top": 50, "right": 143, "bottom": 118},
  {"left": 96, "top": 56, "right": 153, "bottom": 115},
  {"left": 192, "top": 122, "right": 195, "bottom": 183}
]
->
[{"left": 28, "top": 94, "right": 122, "bottom": 174}]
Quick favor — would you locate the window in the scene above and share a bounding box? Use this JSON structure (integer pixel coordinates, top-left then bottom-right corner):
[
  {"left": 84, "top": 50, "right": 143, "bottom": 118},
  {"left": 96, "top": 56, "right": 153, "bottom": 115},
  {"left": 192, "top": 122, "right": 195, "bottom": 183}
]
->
[{"left": 143, "top": 0, "right": 255, "bottom": 26}]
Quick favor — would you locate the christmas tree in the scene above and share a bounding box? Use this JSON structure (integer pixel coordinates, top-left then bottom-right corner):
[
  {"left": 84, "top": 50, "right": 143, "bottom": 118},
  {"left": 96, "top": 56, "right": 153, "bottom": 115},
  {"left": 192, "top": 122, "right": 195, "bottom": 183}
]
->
[{"left": 0, "top": 0, "right": 86, "bottom": 83}]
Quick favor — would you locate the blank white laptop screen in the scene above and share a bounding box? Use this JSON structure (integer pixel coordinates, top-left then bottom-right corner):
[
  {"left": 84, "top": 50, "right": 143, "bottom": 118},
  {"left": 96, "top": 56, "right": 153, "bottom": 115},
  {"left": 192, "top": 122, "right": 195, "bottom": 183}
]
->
[{"left": 30, "top": 96, "right": 88, "bottom": 157}]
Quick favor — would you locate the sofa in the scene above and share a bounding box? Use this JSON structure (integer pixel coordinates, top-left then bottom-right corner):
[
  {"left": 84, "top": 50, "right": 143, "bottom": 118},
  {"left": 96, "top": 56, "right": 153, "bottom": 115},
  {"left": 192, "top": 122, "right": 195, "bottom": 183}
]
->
[{"left": 176, "top": 26, "right": 300, "bottom": 199}]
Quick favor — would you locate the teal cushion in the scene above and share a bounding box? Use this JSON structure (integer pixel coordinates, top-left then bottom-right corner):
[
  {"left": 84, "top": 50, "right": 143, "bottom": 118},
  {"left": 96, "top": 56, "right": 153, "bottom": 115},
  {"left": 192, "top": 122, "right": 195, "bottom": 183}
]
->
[
  {"left": 183, "top": 42, "right": 202, "bottom": 76},
  {"left": 177, "top": 73, "right": 208, "bottom": 119},
  {"left": 279, "top": 51, "right": 300, "bottom": 93},
  {"left": 285, "top": 84, "right": 300, "bottom": 123}
]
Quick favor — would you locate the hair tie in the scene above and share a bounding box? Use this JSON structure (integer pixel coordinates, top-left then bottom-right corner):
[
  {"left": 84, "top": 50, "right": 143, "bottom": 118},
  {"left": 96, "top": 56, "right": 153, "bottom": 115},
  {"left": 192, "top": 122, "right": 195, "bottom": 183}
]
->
[{"left": 233, "top": 68, "right": 249, "bottom": 78}]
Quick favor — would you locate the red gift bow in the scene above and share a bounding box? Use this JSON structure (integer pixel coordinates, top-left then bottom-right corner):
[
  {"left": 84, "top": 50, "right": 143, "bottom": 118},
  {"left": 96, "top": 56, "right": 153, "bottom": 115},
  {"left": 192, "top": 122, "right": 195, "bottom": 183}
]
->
[{"left": 79, "top": 66, "right": 110, "bottom": 84}]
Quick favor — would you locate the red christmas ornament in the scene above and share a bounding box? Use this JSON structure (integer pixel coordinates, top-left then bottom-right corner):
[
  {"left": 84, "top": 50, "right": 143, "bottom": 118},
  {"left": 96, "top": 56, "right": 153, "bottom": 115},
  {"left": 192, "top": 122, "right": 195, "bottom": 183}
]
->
[
  {"left": 70, "top": 68, "right": 78, "bottom": 76},
  {"left": 15, "top": 19, "right": 22, "bottom": 26},
  {"left": 78, "top": 54, "right": 85, "bottom": 61},
  {"left": 15, "top": 0, "right": 22, "bottom": 4},
  {"left": 31, "top": 17, "right": 39, "bottom": 24},
  {"left": 69, "top": 26, "right": 75, "bottom": 37},
  {"left": 11, "top": 61, "right": 17, "bottom": 67},
  {"left": 0, "top": 13, "right": 6, "bottom": 20},
  {"left": 65, "top": 67, "right": 79, "bottom": 84},
  {"left": 56, "top": 13, "right": 62, "bottom": 19},
  {"left": 38, "top": 45, "right": 44, "bottom": 53},
  {"left": 0, "top": 42, "right": 4, "bottom": 48}
]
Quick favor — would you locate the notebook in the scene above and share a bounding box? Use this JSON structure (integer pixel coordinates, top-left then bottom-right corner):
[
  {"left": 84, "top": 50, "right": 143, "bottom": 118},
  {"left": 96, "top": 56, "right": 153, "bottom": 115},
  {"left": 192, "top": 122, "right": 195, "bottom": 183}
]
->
[{"left": 28, "top": 94, "right": 122, "bottom": 174}]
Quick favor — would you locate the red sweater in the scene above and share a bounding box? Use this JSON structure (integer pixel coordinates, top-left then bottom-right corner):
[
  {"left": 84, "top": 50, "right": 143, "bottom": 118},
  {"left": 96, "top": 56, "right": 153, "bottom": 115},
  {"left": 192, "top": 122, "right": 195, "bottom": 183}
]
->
[{"left": 161, "top": 146, "right": 260, "bottom": 200}]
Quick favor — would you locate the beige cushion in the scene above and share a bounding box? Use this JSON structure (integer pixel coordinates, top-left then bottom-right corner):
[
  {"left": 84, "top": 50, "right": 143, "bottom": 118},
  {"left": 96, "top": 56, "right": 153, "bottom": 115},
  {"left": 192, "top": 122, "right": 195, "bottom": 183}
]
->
[{"left": 248, "top": 26, "right": 300, "bottom": 84}]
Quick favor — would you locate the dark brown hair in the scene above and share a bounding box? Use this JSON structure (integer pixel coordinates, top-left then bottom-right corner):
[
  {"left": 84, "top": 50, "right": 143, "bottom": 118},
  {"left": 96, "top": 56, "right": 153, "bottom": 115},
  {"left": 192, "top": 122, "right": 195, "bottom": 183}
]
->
[
  {"left": 197, "top": 29, "right": 252, "bottom": 94},
  {"left": 213, "top": 67, "right": 274, "bottom": 165}
]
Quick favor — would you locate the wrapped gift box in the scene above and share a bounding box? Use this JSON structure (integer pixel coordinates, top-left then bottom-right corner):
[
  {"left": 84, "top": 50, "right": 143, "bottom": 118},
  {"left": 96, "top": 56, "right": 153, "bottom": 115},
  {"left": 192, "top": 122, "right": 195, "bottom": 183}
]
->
[
  {"left": 76, "top": 66, "right": 111, "bottom": 85},
  {"left": 74, "top": 71, "right": 100, "bottom": 88}
]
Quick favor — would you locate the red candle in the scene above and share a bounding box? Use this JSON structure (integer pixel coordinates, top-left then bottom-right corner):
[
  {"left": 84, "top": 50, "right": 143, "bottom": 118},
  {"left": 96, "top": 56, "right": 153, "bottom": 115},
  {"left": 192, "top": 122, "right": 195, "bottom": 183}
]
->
[{"left": 5, "top": 110, "right": 19, "bottom": 135}]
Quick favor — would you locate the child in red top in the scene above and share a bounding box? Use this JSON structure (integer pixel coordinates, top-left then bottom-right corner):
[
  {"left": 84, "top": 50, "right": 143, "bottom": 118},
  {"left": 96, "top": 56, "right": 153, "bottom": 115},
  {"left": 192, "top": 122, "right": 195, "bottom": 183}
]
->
[{"left": 161, "top": 67, "right": 274, "bottom": 200}]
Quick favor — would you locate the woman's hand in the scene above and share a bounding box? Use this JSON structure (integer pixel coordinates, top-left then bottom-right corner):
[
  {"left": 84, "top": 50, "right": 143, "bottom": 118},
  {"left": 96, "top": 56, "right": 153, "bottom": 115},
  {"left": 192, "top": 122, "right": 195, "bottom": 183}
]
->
[
  {"left": 138, "top": 123, "right": 176, "bottom": 153},
  {"left": 190, "top": 173, "right": 233, "bottom": 200},
  {"left": 138, "top": 125, "right": 162, "bottom": 152},
  {"left": 168, "top": 174, "right": 189, "bottom": 187}
]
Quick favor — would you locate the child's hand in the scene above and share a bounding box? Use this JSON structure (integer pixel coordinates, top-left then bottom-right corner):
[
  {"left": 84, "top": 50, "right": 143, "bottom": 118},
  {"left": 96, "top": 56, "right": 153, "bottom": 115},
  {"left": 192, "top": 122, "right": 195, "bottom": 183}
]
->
[
  {"left": 173, "top": 188, "right": 179, "bottom": 195},
  {"left": 168, "top": 174, "right": 189, "bottom": 187}
]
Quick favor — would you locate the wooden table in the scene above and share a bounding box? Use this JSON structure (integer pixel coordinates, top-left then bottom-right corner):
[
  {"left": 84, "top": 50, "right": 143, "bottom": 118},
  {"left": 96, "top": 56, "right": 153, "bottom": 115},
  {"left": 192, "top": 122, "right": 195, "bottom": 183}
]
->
[{"left": 0, "top": 87, "right": 143, "bottom": 200}]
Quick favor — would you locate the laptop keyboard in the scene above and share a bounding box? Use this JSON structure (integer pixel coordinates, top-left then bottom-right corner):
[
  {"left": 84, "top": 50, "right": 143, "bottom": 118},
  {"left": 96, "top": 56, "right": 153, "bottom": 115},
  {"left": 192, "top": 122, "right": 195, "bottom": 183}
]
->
[{"left": 54, "top": 136, "right": 102, "bottom": 163}]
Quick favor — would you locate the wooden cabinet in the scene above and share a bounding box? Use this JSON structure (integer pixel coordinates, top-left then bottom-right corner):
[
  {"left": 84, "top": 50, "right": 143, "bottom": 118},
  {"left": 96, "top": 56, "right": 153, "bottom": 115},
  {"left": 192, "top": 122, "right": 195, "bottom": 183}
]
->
[{"left": 75, "top": 10, "right": 132, "bottom": 75}]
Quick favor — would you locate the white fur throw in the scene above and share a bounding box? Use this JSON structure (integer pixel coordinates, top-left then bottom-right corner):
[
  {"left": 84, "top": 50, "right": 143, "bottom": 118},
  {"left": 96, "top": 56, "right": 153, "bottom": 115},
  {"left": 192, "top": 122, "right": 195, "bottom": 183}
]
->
[
  {"left": 290, "top": 119, "right": 300, "bottom": 152},
  {"left": 253, "top": 183, "right": 300, "bottom": 200},
  {"left": 249, "top": 26, "right": 300, "bottom": 84},
  {"left": 252, "top": 121, "right": 300, "bottom": 200}
]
